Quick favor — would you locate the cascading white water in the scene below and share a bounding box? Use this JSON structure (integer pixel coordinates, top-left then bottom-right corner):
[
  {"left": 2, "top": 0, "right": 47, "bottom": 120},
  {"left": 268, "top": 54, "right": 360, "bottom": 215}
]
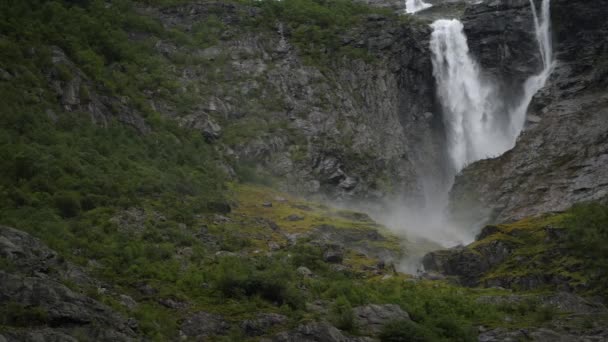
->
[
  {"left": 405, "top": 0, "right": 432, "bottom": 14},
  {"left": 381, "top": 0, "right": 554, "bottom": 273},
  {"left": 430, "top": 0, "right": 554, "bottom": 173},
  {"left": 430, "top": 19, "right": 510, "bottom": 172},
  {"left": 510, "top": 0, "right": 554, "bottom": 134}
]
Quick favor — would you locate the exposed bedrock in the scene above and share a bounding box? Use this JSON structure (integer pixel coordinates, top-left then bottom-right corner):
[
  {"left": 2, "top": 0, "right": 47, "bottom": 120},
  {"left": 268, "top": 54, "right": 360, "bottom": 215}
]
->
[{"left": 450, "top": 0, "right": 608, "bottom": 224}]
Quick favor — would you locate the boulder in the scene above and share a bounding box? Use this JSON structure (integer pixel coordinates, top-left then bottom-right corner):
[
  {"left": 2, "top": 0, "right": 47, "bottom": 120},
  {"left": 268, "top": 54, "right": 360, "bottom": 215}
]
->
[
  {"left": 240, "top": 313, "right": 288, "bottom": 336},
  {"left": 323, "top": 245, "right": 345, "bottom": 264},
  {"left": 180, "top": 311, "right": 230, "bottom": 339},
  {"left": 286, "top": 214, "right": 305, "bottom": 221},
  {"left": 353, "top": 304, "right": 410, "bottom": 334},
  {"left": 297, "top": 266, "right": 313, "bottom": 277}
]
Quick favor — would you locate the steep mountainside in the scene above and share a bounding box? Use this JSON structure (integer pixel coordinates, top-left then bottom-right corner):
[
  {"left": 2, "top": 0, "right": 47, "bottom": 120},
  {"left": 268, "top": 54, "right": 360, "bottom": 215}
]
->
[
  {"left": 2, "top": 0, "right": 608, "bottom": 341},
  {"left": 142, "top": 2, "right": 445, "bottom": 201},
  {"left": 450, "top": 0, "right": 608, "bottom": 223}
]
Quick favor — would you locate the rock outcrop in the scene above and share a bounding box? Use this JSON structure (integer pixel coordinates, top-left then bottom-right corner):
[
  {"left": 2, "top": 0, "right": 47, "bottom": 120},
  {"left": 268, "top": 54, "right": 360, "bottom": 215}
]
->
[
  {"left": 270, "top": 322, "right": 373, "bottom": 342},
  {"left": 353, "top": 304, "right": 410, "bottom": 334},
  {"left": 46, "top": 47, "right": 150, "bottom": 134},
  {"left": 450, "top": 0, "right": 608, "bottom": 224},
  {"left": 138, "top": 2, "right": 446, "bottom": 203},
  {"left": 0, "top": 226, "right": 138, "bottom": 341},
  {"left": 422, "top": 214, "right": 600, "bottom": 293}
]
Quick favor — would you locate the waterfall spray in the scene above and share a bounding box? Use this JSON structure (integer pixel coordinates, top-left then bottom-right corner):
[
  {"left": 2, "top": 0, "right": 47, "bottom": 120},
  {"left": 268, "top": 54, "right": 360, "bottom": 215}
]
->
[
  {"left": 405, "top": 0, "right": 432, "bottom": 14},
  {"left": 381, "top": 0, "right": 554, "bottom": 273}
]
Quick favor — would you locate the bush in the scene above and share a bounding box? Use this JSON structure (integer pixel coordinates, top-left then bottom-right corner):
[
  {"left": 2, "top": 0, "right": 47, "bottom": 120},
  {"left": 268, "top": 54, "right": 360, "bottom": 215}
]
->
[
  {"left": 379, "top": 320, "right": 436, "bottom": 342},
  {"left": 563, "top": 202, "right": 608, "bottom": 297},
  {"left": 53, "top": 191, "right": 81, "bottom": 218},
  {"left": 330, "top": 296, "right": 355, "bottom": 332},
  {"left": 212, "top": 256, "right": 304, "bottom": 309}
]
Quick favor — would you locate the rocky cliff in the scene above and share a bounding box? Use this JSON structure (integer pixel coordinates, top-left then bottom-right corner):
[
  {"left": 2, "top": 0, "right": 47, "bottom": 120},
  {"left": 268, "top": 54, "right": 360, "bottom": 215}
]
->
[
  {"left": 450, "top": 0, "right": 608, "bottom": 223},
  {"left": 139, "top": 2, "right": 447, "bottom": 202},
  {"left": 3, "top": 0, "right": 608, "bottom": 340}
]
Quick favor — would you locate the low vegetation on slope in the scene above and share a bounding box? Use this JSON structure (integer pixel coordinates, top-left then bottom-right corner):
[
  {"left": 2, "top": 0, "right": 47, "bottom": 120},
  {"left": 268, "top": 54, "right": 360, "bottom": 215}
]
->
[
  {"left": 1, "top": 0, "right": 607, "bottom": 340},
  {"left": 2, "top": 183, "right": 571, "bottom": 341},
  {"left": 425, "top": 203, "right": 608, "bottom": 300}
]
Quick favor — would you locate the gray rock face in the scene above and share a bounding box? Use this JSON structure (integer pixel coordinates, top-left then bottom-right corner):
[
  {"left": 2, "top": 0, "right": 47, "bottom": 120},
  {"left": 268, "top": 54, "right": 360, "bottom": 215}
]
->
[
  {"left": 240, "top": 313, "right": 288, "bottom": 336},
  {"left": 271, "top": 322, "right": 373, "bottom": 342},
  {"left": 0, "top": 272, "right": 137, "bottom": 341},
  {"left": 422, "top": 246, "right": 490, "bottom": 286},
  {"left": 47, "top": 47, "right": 150, "bottom": 134},
  {"left": 179, "top": 311, "right": 230, "bottom": 339},
  {"left": 353, "top": 304, "right": 410, "bottom": 334},
  {"left": 0, "top": 226, "right": 138, "bottom": 341},
  {"left": 306, "top": 224, "right": 401, "bottom": 266},
  {"left": 462, "top": 0, "right": 540, "bottom": 86},
  {"left": 450, "top": 0, "right": 608, "bottom": 224},
  {"left": 145, "top": 2, "right": 444, "bottom": 203}
]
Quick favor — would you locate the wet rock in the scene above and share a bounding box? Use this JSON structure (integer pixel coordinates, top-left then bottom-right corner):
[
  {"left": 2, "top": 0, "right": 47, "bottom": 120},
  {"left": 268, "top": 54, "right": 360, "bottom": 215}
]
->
[
  {"left": 422, "top": 237, "right": 515, "bottom": 287},
  {"left": 451, "top": 0, "right": 608, "bottom": 223},
  {"left": 262, "top": 202, "right": 273, "bottom": 208},
  {"left": 338, "top": 176, "right": 358, "bottom": 190},
  {"left": 476, "top": 225, "right": 501, "bottom": 240}
]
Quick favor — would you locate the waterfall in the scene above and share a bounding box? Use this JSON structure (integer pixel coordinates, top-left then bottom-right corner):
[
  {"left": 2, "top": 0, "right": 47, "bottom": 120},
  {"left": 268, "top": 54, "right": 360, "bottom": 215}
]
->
[
  {"left": 405, "top": 0, "right": 432, "bottom": 14},
  {"left": 430, "top": 0, "right": 553, "bottom": 173},
  {"left": 430, "top": 19, "right": 508, "bottom": 172},
  {"left": 383, "top": 0, "right": 555, "bottom": 272},
  {"left": 510, "top": 0, "right": 554, "bottom": 134}
]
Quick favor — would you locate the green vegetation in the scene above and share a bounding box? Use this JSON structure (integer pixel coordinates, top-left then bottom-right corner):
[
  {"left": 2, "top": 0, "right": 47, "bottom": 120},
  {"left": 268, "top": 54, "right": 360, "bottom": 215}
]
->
[
  {"left": 463, "top": 203, "right": 608, "bottom": 300},
  {"left": 563, "top": 202, "right": 608, "bottom": 298},
  {"left": 0, "top": 303, "right": 49, "bottom": 327},
  {"left": 251, "top": 0, "right": 391, "bottom": 64},
  {"left": 1, "top": 0, "right": 605, "bottom": 340}
]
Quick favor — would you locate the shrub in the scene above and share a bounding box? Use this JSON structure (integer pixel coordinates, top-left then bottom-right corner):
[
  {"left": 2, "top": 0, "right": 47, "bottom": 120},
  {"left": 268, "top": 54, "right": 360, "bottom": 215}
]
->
[
  {"left": 212, "top": 256, "right": 304, "bottom": 309},
  {"left": 330, "top": 295, "right": 355, "bottom": 332},
  {"left": 379, "top": 320, "right": 437, "bottom": 342},
  {"left": 563, "top": 202, "right": 608, "bottom": 297},
  {"left": 53, "top": 191, "right": 82, "bottom": 218}
]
